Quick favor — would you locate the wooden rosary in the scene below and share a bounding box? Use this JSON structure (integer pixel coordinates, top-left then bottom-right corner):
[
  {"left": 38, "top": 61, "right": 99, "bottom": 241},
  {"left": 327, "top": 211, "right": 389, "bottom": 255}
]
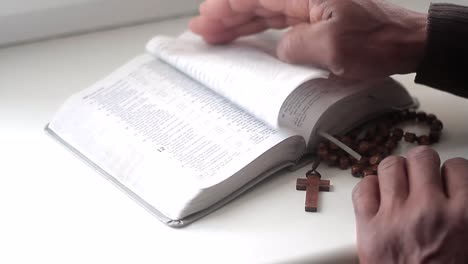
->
[{"left": 297, "top": 109, "right": 444, "bottom": 212}]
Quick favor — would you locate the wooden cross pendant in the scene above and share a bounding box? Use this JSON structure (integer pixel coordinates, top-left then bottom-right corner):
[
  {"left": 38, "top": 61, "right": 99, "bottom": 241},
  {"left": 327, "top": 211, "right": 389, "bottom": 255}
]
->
[{"left": 296, "top": 171, "right": 331, "bottom": 212}]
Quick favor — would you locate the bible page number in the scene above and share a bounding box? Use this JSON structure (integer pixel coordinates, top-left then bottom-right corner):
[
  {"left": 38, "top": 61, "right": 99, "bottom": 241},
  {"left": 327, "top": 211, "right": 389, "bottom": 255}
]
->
[{"left": 157, "top": 147, "right": 166, "bottom": 153}]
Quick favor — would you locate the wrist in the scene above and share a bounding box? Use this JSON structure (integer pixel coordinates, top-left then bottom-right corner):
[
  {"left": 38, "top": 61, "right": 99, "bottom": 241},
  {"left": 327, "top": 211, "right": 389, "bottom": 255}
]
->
[{"left": 396, "top": 12, "right": 428, "bottom": 74}]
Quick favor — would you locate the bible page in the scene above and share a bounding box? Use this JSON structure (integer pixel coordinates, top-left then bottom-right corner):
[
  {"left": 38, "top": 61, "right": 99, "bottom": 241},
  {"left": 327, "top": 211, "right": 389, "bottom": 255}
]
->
[
  {"left": 146, "top": 32, "right": 328, "bottom": 129},
  {"left": 49, "top": 55, "right": 297, "bottom": 219},
  {"left": 278, "top": 78, "right": 414, "bottom": 147},
  {"left": 278, "top": 79, "right": 368, "bottom": 141}
]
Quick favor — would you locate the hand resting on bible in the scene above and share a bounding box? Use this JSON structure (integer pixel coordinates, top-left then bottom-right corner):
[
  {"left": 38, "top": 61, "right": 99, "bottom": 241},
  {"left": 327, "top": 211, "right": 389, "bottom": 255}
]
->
[{"left": 190, "top": 0, "right": 468, "bottom": 263}]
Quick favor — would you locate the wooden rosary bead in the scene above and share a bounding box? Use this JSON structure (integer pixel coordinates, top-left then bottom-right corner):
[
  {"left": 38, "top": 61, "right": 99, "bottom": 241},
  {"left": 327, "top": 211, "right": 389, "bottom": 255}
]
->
[
  {"left": 358, "top": 141, "right": 374, "bottom": 155},
  {"left": 429, "top": 131, "right": 441, "bottom": 143},
  {"left": 363, "top": 168, "right": 376, "bottom": 177},
  {"left": 336, "top": 149, "right": 348, "bottom": 158},
  {"left": 426, "top": 114, "right": 437, "bottom": 124},
  {"left": 377, "top": 123, "right": 390, "bottom": 137},
  {"left": 431, "top": 120, "right": 444, "bottom": 131},
  {"left": 404, "top": 132, "right": 417, "bottom": 143},
  {"left": 369, "top": 154, "right": 383, "bottom": 166},
  {"left": 318, "top": 142, "right": 328, "bottom": 150},
  {"left": 385, "top": 140, "right": 397, "bottom": 151},
  {"left": 416, "top": 111, "right": 427, "bottom": 122},
  {"left": 368, "top": 150, "right": 377, "bottom": 156},
  {"left": 329, "top": 142, "right": 340, "bottom": 151},
  {"left": 351, "top": 165, "right": 364, "bottom": 178},
  {"left": 376, "top": 146, "right": 390, "bottom": 157},
  {"left": 358, "top": 157, "right": 369, "bottom": 167},
  {"left": 392, "top": 127, "right": 405, "bottom": 139},
  {"left": 341, "top": 136, "right": 353, "bottom": 147},
  {"left": 317, "top": 148, "right": 329, "bottom": 160},
  {"left": 328, "top": 154, "right": 339, "bottom": 166},
  {"left": 364, "top": 127, "right": 377, "bottom": 140},
  {"left": 418, "top": 135, "right": 430, "bottom": 145},
  {"left": 315, "top": 109, "right": 442, "bottom": 179},
  {"left": 373, "top": 135, "right": 386, "bottom": 145},
  {"left": 391, "top": 131, "right": 403, "bottom": 142},
  {"left": 339, "top": 157, "right": 351, "bottom": 170}
]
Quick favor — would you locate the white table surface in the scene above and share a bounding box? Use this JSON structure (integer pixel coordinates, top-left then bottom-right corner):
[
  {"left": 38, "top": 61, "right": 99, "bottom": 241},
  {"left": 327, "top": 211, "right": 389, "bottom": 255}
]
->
[{"left": 1, "top": 13, "right": 468, "bottom": 264}]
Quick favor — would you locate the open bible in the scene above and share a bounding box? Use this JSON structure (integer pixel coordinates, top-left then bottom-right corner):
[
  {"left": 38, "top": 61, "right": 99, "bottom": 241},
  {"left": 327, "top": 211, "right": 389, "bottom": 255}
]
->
[{"left": 46, "top": 32, "right": 415, "bottom": 227}]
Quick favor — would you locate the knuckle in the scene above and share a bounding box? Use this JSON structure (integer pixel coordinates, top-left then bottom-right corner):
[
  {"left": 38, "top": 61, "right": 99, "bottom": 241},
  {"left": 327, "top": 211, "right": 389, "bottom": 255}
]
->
[
  {"left": 378, "top": 156, "right": 405, "bottom": 172},
  {"left": 407, "top": 145, "right": 435, "bottom": 157},
  {"left": 309, "top": 1, "right": 328, "bottom": 22},
  {"left": 352, "top": 175, "right": 377, "bottom": 202},
  {"left": 406, "top": 146, "right": 440, "bottom": 163}
]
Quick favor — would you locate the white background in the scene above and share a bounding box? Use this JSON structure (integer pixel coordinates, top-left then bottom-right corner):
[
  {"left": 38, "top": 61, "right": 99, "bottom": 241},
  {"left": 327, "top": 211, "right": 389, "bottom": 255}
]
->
[{"left": 0, "top": 0, "right": 202, "bottom": 46}]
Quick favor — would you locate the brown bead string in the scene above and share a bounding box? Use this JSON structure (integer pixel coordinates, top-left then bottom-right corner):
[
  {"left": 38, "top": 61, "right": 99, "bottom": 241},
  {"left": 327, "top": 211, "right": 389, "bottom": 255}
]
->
[{"left": 316, "top": 110, "right": 444, "bottom": 178}]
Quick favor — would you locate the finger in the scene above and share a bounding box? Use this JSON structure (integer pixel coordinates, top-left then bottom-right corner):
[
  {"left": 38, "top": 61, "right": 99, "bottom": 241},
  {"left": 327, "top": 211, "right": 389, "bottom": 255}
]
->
[
  {"left": 441, "top": 158, "right": 468, "bottom": 200},
  {"left": 196, "top": 17, "right": 289, "bottom": 44},
  {"left": 200, "top": 0, "right": 256, "bottom": 18},
  {"left": 254, "top": 8, "right": 280, "bottom": 17},
  {"left": 406, "top": 146, "right": 443, "bottom": 196},
  {"left": 222, "top": 13, "right": 255, "bottom": 27},
  {"left": 230, "top": 18, "right": 270, "bottom": 35},
  {"left": 199, "top": 19, "right": 269, "bottom": 44},
  {"left": 190, "top": 14, "right": 284, "bottom": 35},
  {"left": 200, "top": 0, "right": 235, "bottom": 18},
  {"left": 308, "top": 0, "right": 331, "bottom": 23},
  {"left": 277, "top": 23, "right": 337, "bottom": 71},
  {"left": 227, "top": 16, "right": 290, "bottom": 35},
  {"left": 201, "top": 32, "right": 239, "bottom": 45},
  {"left": 190, "top": 16, "right": 232, "bottom": 36},
  {"left": 229, "top": 0, "right": 259, "bottom": 13},
  {"left": 201, "top": 0, "right": 310, "bottom": 20},
  {"left": 353, "top": 175, "right": 380, "bottom": 223},
  {"left": 190, "top": 14, "right": 258, "bottom": 36},
  {"left": 225, "top": 15, "right": 297, "bottom": 31},
  {"left": 260, "top": 0, "right": 310, "bottom": 18},
  {"left": 377, "top": 156, "right": 409, "bottom": 208}
]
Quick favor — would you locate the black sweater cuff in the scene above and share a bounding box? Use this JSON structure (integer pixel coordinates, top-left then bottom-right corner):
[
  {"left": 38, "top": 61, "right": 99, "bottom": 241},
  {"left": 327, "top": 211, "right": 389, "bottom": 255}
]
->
[{"left": 415, "top": 3, "right": 468, "bottom": 98}]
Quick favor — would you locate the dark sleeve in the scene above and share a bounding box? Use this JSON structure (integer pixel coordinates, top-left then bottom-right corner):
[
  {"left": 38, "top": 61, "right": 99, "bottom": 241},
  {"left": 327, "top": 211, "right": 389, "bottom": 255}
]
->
[{"left": 415, "top": 3, "right": 468, "bottom": 98}]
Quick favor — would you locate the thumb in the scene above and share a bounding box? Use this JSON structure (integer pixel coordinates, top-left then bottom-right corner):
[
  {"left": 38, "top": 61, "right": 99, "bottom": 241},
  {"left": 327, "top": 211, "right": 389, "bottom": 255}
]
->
[{"left": 277, "top": 23, "right": 345, "bottom": 75}]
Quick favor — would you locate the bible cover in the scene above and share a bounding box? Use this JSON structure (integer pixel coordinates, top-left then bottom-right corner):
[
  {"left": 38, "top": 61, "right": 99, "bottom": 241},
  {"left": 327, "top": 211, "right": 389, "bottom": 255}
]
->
[{"left": 45, "top": 124, "right": 297, "bottom": 227}]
